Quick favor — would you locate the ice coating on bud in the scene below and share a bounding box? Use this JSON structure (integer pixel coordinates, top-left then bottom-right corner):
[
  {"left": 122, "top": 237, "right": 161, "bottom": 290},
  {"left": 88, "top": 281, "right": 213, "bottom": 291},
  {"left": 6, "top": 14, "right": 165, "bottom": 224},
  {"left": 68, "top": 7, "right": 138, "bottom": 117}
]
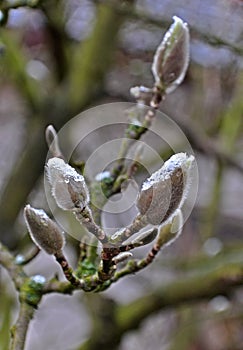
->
[
  {"left": 152, "top": 16, "right": 190, "bottom": 94},
  {"left": 46, "top": 157, "right": 89, "bottom": 211},
  {"left": 137, "top": 153, "right": 194, "bottom": 225},
  {"left": 24, "top": 205, "right": 64, "bottom": 255}
]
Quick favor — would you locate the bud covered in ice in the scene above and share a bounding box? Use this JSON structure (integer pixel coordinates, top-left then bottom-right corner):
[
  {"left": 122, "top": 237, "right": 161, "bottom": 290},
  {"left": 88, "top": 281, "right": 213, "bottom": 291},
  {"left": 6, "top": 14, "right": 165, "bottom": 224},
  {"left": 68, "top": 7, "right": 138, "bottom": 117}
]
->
[
  {"left": 152, "top": 16, "right": 190, "bottom": 94},
  {"left": 46, "top": 157, "right": 89, "bottom": 211},
  {"left": 24, "top": 205, "right": 64, "bottom": 255},
  {"left": 136, "top": 153, "right": 194, "bottom": 225}
]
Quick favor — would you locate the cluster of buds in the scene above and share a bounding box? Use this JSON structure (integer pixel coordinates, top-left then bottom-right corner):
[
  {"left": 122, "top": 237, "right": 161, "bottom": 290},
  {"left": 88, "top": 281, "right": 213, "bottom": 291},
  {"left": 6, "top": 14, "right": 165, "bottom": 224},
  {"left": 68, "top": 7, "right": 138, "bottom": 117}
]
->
[{"left": 23, "top": 16, "right": 194, "bottom": 288}]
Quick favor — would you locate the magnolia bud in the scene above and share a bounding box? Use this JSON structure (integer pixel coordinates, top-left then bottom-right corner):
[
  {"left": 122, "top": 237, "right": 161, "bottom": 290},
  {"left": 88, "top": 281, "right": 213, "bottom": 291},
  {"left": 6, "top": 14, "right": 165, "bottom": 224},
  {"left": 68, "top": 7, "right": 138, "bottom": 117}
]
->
[
  {"left": 136, "top": 153, "right": 194, "bottom": 225},
  {"left": 45, "top": 125, "right": 63, "bottom": 158},
  {"left": 46, "top": 157, "right": 89, "bottom": 211},
  {"left": 152, "top": 16, "right": 189, "bottom": 94},
  {"left": 158, "top": 209, "right": 183, "bottom": 247},
  {"left": 129, "top": 228, "right": 158, "bottom": 247},
  {"left": 24, "top": 205, "right": 64, "bottom": 255}
]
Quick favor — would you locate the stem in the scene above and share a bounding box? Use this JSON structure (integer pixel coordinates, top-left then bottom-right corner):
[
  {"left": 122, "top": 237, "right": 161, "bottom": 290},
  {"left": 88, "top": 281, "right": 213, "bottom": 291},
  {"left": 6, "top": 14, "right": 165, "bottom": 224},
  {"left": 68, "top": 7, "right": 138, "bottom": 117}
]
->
[
  {"left": 75, "top": 207, "right": 108, "bottom": 244},
  {"left": 54, "top": 251, "right": 83, "bottom": 288},
  {"left": 15, "top": 246, "right": 40, "bottom": 266},
  {"left": 110, "top": 214, "right": 148, "bottom": 244},
  {"left": 0, "top": 242, "right": 26, "bottom": 290},
  {"left": 10, "top": 302, "right": 35, "bottom": 350},
  {"left": 111, "top": 86, "right": 163, "bottom": 185}
]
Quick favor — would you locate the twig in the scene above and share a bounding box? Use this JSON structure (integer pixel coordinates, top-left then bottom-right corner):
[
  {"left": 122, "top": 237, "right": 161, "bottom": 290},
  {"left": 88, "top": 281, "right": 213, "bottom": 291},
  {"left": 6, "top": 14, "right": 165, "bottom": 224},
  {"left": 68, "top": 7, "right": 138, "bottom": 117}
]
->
[
  {"left": 177, "top": 119, "right": 243, "bottom": 175},
  {"left": 15, "top": 246, "right": 40, "bottom": 266},
  {"left": 54, "top": 251, "right": 83, "bottom": 288},
  {"left": 0, "top": 242, "right": 26, "bottom": 290},
  {"left": 95, "top": 0, "right": 243, "bottom": 57},
  {"left": 75, "top": 207, "right": 108, "bottom": 244},
  {"left": 10, "top": 302, "right": 35, "bottom": 350},
  {"left": 110, "top": 214, "right": 148, "bottom": 244}
]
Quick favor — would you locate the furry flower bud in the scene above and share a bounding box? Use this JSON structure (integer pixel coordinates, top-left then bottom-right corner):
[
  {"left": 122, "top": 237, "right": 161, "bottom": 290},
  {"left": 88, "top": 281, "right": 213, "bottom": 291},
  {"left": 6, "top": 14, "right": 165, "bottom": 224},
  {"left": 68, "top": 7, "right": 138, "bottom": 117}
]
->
[
  {"left": 136, "top": 153, "right": 194, "bottom": 225},
  {"left": 46, "top": 157, "right": 89, "bottom": 211},
  {"left": 45, "top": 125, "right": 63, "bottom": 158},
  {"left": 152, "top": 16, "right": 189, "bottom": 94},
  {"left": 24, "top": 205, "right": 64, "bottom": 255}
]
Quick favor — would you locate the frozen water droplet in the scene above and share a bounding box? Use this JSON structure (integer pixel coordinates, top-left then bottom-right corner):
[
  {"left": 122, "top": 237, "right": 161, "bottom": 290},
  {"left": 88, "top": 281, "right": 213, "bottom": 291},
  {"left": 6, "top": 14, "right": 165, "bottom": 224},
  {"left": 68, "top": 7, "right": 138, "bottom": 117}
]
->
[
  {"left": 15, "top": 255, "right": 25, "bottom": 265},
  {"left": 31, "top": 275, "right": 46, "bottom": 284}
]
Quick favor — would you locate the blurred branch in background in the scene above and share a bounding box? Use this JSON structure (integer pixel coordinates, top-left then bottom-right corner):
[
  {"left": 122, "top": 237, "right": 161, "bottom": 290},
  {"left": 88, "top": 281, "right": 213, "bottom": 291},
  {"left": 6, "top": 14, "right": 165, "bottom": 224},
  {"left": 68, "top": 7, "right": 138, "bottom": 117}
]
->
[{"left": 0, "top": 1, "right": 129, "bottom": 247}]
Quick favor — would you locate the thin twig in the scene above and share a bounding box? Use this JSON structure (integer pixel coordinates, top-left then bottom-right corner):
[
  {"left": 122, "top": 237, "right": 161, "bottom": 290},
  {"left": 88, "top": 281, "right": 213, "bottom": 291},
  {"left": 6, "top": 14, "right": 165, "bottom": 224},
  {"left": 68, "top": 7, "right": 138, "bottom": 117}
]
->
[
  {"left": 10, "top": 302, "right": 36, "bottom": 350},
  {"left": 0, "top": 242, "right": 26, "bottom": 290},
  {"left": 15, "top": 246, "right": 40, "bottom": 266},
  {"left": 75, "top": 207, "right": 108, "bottom": 244}
]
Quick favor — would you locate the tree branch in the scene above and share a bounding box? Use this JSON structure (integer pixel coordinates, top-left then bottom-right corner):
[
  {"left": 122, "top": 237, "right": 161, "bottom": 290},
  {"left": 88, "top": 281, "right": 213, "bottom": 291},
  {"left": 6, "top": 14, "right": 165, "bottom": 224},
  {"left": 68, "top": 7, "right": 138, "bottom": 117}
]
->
[
  {"left": 0, "top": 2, "right": 130, "bottom": 246},
  {"left": 76, "top": 246, "right": 243, "bottom": 349},
  {"left": 0, "top": 242, "right": 26, "bottom": 290},
  {"left": 10, "top": 302, "right": 35, "bottom": 350}
]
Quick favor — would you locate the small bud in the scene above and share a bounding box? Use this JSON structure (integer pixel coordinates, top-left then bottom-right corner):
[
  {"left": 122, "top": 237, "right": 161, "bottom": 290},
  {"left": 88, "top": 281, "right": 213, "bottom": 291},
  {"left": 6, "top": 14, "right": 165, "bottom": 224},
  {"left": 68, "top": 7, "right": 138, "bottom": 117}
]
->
[
  {"left": 152, "top": 16, "right": 190, "bottom": 94},
  {"left": 46, "top": 157, "right": 89, "bottom": 211},
  {"left": 112, "top": 252, "right": 133, "bottom": 264},
  {"left": 24, "top": 205, "right": 64, "bottom": 255},
  {"left": 136, "top": 153, "right": 194, "bottom": 225},
  {"left": 129, "top": 228, "right": 158, "bottom": 247},
  {"left": 45, "top": 125, "right": 63, "bottom": 158},
  {"left": 158, "top": 209, "right": 183, "bottom": 247}
]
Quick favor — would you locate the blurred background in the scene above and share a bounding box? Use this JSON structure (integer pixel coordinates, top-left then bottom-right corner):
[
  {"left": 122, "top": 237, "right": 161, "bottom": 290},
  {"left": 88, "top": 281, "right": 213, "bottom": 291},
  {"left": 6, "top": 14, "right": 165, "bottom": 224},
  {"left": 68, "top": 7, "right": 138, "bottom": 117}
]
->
[{"left": 0, "top": 1, "right": 243, "bottom": 349}]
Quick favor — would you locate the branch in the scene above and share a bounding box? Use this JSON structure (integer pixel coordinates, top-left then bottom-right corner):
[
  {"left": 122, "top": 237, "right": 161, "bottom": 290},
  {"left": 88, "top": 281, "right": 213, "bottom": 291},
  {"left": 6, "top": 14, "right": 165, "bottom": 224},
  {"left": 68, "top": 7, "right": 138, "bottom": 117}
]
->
[
  {"left": 10, "top": 302, "right": 35, "bottom": 350},
  {"left": 0, "top": 2, "right": 130, "bottom": 245},
  {"left": 76, "top": 245, "right": 243, "bottom": 349},
  {"left": 176, "top": 119, "right": 243, "bottom": 176},
  {"left": 116, "top": 260, "right": 243, "bottom": 333},
  {"left": 0, "top": 242, "right": 26, "bottom": 290},
  {"left": 95, "top": 0, "right": 243, "bottom": 57}
]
